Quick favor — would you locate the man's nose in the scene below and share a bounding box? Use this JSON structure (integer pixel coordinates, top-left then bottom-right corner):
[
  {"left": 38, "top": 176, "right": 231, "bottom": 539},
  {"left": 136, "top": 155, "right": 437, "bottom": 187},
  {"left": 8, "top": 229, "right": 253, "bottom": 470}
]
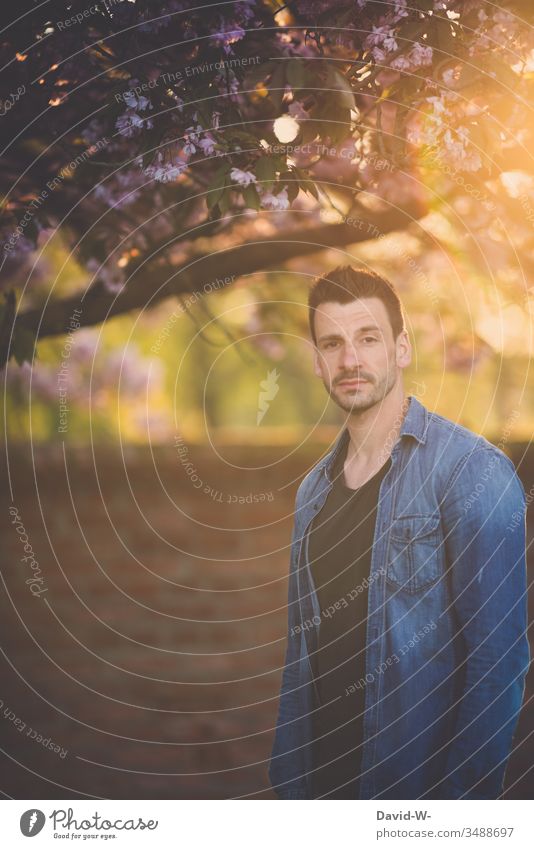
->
[{"left": 339, "top": 341, "right": 361, "bottom": 369}]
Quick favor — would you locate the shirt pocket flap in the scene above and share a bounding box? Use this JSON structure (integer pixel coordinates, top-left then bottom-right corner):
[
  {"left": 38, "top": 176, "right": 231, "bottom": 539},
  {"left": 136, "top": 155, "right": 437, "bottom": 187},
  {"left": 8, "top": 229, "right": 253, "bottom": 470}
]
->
[
  {"left": 387, "top": 513, "right": 442, "bottom": 593},
  {"left": 390, "top": 513, "right": 441, "bottom": 543}
]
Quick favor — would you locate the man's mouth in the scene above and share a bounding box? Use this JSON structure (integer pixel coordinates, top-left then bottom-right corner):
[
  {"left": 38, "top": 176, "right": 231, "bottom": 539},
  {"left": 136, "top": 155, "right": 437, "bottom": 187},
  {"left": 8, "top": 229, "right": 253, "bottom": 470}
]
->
[{"left": 336, "top": 378, "right": 369, "bottom": 388}]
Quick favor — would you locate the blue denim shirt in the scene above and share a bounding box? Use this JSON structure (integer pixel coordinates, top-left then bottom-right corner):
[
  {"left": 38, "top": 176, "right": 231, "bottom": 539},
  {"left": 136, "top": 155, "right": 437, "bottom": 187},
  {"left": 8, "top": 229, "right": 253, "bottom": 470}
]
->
[{"left": 269, "top": 395, "right": 530, "bottom": 799}]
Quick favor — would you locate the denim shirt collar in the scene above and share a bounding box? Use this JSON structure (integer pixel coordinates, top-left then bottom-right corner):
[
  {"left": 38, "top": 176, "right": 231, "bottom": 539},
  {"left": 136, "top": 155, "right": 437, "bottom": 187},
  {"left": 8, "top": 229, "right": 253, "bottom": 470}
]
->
[{"left": 320, "top": 394, "right": 429, "bottom": 482}]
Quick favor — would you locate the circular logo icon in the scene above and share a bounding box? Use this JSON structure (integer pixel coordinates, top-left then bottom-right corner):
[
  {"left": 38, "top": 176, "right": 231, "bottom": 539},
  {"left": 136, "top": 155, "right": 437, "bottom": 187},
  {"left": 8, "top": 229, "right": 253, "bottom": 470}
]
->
[{"left": 20, "top": 809, "right": 46, "bottom": 837}]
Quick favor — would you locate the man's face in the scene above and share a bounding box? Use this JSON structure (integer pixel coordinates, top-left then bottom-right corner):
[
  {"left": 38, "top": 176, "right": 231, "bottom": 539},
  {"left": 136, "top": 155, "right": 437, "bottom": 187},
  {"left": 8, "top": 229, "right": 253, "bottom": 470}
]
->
[{"left": 312, "top": 297, "right": 411, "bottom": 413}]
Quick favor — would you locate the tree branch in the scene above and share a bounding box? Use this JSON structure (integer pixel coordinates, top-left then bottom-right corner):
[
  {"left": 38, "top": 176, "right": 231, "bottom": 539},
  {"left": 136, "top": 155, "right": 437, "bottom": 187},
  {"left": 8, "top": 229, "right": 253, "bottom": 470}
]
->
[{"left": 13, "top": 200, "right": 426, "bottom": 344}]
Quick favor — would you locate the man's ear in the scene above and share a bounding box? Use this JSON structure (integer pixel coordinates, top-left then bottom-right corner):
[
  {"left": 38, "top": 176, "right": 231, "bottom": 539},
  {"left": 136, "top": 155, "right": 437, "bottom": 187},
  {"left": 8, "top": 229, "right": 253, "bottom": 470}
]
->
[{"left": 396, "top": 330, "right": 412, "bottom": 369}]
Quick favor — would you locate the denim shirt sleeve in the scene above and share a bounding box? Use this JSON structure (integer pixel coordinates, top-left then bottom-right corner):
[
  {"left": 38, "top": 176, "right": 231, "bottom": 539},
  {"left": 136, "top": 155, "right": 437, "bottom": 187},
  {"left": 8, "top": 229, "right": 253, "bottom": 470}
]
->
[
  {"left": 268, "top": 490, "right": 309, "bottom": 799},
  {"left": 438, "top": 446, "right": 530, "bottom": 799}
]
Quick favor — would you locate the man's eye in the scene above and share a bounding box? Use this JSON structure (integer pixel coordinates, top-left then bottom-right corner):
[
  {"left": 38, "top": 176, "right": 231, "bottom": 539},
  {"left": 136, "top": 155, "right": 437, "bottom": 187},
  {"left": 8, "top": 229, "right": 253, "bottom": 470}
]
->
[{"left": 363, "top": 336, "right": 378, "bottom": 343}]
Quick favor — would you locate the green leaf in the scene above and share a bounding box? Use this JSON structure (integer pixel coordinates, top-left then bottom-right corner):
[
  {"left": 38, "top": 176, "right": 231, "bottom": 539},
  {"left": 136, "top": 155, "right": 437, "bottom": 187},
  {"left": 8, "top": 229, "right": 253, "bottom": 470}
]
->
[
  {"left": 226, "top": 129, "right": 261, "bottom": 150},
  {"left": 431, "top": 16, "right": 459, "bottom": 56},
  {"left": 218, "top": 188, "right": 232, "bottom": 215},
  {"left": 12, "top": 325, "right": 37, "bottom": 366},
  {"left": 0, "top": 290, "right": 16, "bottom": 367},
  {"left": 276, "top": 170, "right": 300, "bottom": 203},
  {"left": 274, "top": 173, "right": 290, "bottom": 193},
  {"left": 326, "top": 65, "right": 356, "bottom": 111},
  {"left": 398, "top": 20, "right": 427, "bottom": 44},
  {"left": 317, "top": 103, "right": 352, "bottom": 145},
  {"left": 206, "top": 165, "right": 230, "bottom": 210},
  {"left": 286, "top": 180, "right": 299, "bottom": 203},
  {"left": 195, "top": 102, "right": 212, "bottom": 128},
  {"left": 254, "top": 156, "right": 277, "bottom": 189},
  {"left": 413, "top": 0, "right": 435, "bottom": 11},
  {"left": 271, "top": 154, "right": 287, "bottom": 173},
  {"left": 245, "top": 60, "right": 276, "bottom": 88},
  {"left": 269, "top": 62, "right": 286, "bottom": 111},
  {"left": 293, "top": 167, "right": 319, "bottom": 199},
  {"left": 243, "top": 183, "right": 261, "bottom": 210},
  {"left": 286, "top": 59, "right": 306, "bottom": 91},
  {"left": 299, "top": 120, "right": 320, "bottom": 144}
]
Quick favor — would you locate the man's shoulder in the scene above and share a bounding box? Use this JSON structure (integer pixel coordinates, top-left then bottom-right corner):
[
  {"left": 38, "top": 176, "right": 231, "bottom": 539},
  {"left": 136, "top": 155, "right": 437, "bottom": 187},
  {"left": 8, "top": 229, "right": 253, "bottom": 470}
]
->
[
  {"left": 425, "top": 408, "right": 484, "bottom": 448},
  {"left": 425, "top": 409, "right": 515, "bottom": 466},
  {"left": 423, "top": 408, "right": 521, "bottom": 495}
]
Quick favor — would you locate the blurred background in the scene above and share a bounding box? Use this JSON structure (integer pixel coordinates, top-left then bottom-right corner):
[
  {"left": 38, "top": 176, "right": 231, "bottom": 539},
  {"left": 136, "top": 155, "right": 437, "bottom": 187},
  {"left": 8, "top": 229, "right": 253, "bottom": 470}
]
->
[
  {"left": 1, "top": 0, "right": 534, "bottom": 799},
  {"left": 2, "top": 247, "right": 534, "bottom": 799}
]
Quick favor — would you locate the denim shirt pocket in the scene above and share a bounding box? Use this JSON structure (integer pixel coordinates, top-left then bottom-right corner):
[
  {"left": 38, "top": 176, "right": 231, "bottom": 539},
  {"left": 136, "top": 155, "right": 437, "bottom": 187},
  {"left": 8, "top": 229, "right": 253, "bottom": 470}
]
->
[{"left": 386, "top": 513, "right": 442, "bottom": 594}]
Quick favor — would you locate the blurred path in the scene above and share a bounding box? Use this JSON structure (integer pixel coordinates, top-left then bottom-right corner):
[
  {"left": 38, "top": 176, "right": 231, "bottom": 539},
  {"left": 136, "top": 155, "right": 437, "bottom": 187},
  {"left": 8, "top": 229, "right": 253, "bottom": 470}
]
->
[{"left": 1, "top": 442, "right": 532, "bottom": 799}]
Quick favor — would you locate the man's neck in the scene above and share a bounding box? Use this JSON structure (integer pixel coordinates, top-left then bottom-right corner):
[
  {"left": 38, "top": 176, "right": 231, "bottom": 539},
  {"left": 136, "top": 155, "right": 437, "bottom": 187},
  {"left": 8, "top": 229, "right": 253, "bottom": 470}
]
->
[{"left": 343, "top": 386, "right": 410, "bottom": 475}]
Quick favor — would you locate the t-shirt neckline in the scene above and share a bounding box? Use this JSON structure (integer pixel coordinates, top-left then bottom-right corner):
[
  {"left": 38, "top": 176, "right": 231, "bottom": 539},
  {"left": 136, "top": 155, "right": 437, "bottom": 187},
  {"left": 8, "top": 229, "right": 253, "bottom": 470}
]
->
[{"left": 332, "top": 442, "right": 391, "bottom": 495}]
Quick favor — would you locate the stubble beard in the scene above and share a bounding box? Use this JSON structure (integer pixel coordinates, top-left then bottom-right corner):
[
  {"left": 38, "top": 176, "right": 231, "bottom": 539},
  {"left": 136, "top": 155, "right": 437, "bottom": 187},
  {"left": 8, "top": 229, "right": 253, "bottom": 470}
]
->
[{"left": 327, "top": 368, "right": 397, "bottom": 414}]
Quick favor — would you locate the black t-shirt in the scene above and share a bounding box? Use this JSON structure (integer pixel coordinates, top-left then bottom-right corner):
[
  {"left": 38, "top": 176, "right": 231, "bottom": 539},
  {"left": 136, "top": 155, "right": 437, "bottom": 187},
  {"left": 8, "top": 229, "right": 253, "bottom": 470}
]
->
[{"left": 308, "top": 437, "right": 391, "bottom": 799}]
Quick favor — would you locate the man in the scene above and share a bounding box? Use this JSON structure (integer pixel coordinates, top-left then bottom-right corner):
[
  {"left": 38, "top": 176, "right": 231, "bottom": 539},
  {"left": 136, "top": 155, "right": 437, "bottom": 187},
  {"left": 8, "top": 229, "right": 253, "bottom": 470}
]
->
[{"left": 269, "top": 265, "right": 529, "bottom": 800}]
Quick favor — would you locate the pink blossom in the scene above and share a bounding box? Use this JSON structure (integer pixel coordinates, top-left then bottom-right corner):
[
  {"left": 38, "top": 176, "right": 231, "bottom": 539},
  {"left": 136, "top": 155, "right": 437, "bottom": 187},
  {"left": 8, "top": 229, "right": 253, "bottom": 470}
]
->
[
  {"left": 393, "top": 1, "right": 409, "bottom": 21},
  {"left": 87, "top": 259, "right": 126, "bottom": 295},
  {"left": 366, "top": 26, "right": 391, "bottom": 49},
  {"left": 115, "top": 110, "right": 153, "bottom": 138},
  {"left": 259, "top": 187, "right": 290, "bottom": 210},
  {"left": 410, "top": 43, "right": 433, "bottom": 68},
  {"left": 69, "top": 331, "right": 99, "bottom": 364},
  {"left": 198, "top": 135, "right": 216, "bottom": 155},
  {"left": 389, "top": 55, "right": 412, "bottom": 72},
  {"left": 230, "top": 167, "right": 257, "bottom": 186},
  {"left": 389, "top": 43, "right": 433, "bottom": 72},
  {"left": 365, "top": 25, "right": 398, "bottom": 54},
  {"left": 123, "top": 91, "right": 152, "bottom": 111},
  {"left": 94, "top": 170, "right": 146, "bottom": 207},
  {"left": 211, "top": 25, "right": 246, "bottom": 49},
  {"left": 81, "top": 119, "right": 105, "bottom": 145},
  {"left": 288, "top": 100, "right": 310, "bottom": 121},
  {"left": 442, "top": 67, "right": 460, "bottom": 86},
  {"left": 171, "top": 94, "right": 184, "bottom": 112},
  {"left": 442, "top": 128, "right": 482, "bottom": 171},
  {"left": 145, "top": 160, "right": 185, "bottom": 182}
]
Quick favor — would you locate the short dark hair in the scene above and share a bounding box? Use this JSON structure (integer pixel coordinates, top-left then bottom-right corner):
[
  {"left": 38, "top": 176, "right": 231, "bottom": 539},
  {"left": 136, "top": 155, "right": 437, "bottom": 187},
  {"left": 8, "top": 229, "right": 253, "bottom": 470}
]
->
[{"left": 308, "top": 265, "right": 405, "bottom": 345}]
